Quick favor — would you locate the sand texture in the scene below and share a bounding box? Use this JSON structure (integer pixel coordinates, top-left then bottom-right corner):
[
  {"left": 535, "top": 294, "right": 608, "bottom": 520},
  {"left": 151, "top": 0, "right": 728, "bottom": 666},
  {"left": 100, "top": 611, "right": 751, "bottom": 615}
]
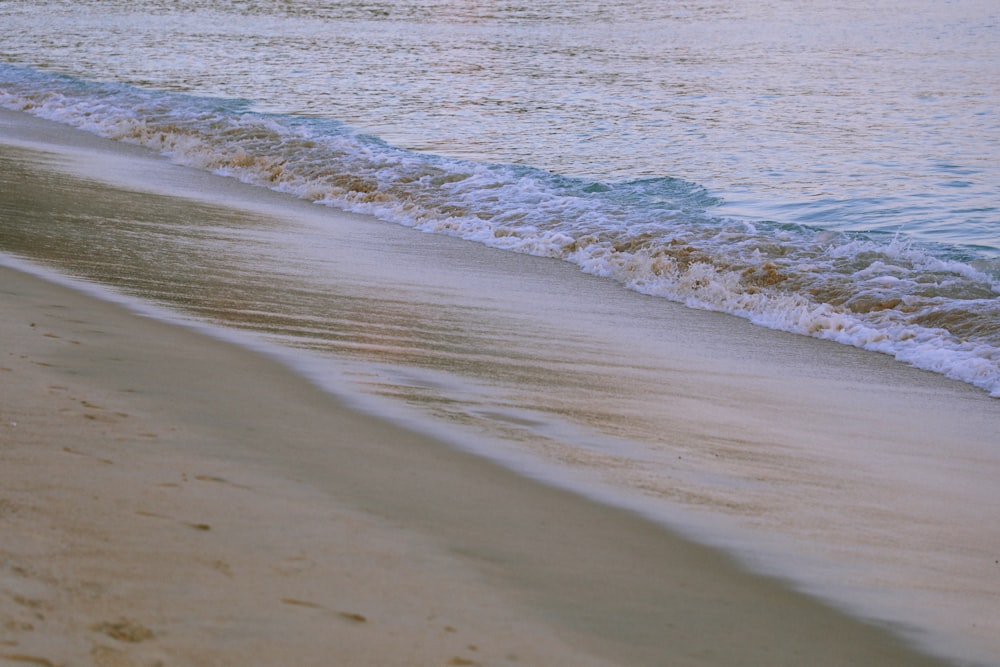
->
[
  {"left": 0, "top": 107, "right": 972, "bottom": 666},
  {"left": 0, "top": 266, "right": 625, "bottom": 667},
  {"left": 0, "top": 271, "right": 955, "bottom": 667}
]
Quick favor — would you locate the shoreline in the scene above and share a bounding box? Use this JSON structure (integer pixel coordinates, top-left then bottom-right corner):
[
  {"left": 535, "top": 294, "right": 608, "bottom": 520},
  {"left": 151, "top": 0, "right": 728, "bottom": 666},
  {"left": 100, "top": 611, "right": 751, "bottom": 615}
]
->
[
  {"left": 1, "top": 106, "right": 995, "bottom": 665},
  {"left": 0, "top": 263, "right": 620, "bottom": 667},
  {"left": 0, "top": 260, "right": 952, "bottom": 667}
]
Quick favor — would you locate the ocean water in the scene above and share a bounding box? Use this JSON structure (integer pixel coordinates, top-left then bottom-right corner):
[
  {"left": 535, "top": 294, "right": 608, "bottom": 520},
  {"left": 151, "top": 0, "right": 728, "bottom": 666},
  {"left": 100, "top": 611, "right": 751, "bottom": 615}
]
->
[
  {"left": 2, "top": 0, "right": 1000, "bottom": 664},
  {"left": 1, "top": 0, "right": 998, "bottom": 396}
]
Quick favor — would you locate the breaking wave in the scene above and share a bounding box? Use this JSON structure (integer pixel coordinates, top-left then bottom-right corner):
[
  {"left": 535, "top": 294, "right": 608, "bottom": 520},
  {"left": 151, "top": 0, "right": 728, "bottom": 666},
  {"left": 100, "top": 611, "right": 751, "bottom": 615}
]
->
[{"left": 3, "top": 65, "right": 998, "bottom": 395}]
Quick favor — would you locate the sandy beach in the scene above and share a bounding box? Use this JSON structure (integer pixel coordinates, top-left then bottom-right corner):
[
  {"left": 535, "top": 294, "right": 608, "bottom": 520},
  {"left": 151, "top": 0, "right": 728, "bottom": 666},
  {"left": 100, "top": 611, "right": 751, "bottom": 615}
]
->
[
  {"left": 0, "top": 121, "right": 966, "bottom": 666},
  {"left": 1, "top": 264, "right": 633, "bottom": 667},
  {"left": 5, "top": 104, "right": 998, "bottom": 666},
  {"left": 0, "top": 264, "right": 956, "bottom": 667},
  {"left": 3, "top": 0, "right": 1000, "bottom": 661}
]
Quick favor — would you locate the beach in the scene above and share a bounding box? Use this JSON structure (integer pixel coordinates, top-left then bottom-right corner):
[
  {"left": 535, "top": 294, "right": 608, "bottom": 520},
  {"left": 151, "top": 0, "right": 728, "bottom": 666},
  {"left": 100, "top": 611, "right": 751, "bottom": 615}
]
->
[
  {"left": 0, "top": 245, "right": 955, "bottom": 667},
  {"left": 3, "top": 1, "right": 1000, "bottom": 663},
  {"left": 0, "top": 113, "right": 982, "bottom": 666},
  {"left": 2, "top": 261, "right": 628, "bottom": 667},
  {"left": 2, "top": 92, "right": 1000, "bottom": 667}
]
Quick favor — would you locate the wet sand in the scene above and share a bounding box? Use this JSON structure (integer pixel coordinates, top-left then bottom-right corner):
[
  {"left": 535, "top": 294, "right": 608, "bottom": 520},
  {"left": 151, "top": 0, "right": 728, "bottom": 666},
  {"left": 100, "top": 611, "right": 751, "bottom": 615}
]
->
[
  {"left": 0, "top": 263, "right": 954, "bottom": 667},
  {"left": 0, "top": 114, "right": 960, "bottom": 666}
]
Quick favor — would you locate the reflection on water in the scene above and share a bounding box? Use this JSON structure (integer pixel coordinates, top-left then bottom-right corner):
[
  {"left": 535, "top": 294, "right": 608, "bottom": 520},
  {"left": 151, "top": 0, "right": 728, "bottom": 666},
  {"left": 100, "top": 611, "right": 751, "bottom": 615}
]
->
[{"left": 3, "top": 0, "right": 998, "bottom": 246}]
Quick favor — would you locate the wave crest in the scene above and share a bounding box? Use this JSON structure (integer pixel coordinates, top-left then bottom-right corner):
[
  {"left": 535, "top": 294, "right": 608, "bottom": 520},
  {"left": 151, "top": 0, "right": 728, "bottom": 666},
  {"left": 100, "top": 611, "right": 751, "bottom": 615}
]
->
[{"left": 3, "top": 65, "right": 998, "bottom": 395}]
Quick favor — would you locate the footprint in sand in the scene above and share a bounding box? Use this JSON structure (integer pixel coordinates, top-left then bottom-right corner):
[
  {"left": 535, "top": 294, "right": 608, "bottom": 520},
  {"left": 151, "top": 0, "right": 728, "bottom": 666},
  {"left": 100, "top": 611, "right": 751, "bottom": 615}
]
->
[
  {"left": 11, "top": 595, "right": 47, "bottom": 621},
  {"left": 78, "top": 401, "right": 129, "bottom": 424},
  {"left": 193, "top": 474, "right": 228, "bottom": 483},
  {"left": 211, "top": 559, "right": 233, "bottom": 577},
  {"left": 91, "top": 618, "right": 154, "bottom": 643},
  {"left": 338, "top": 612, "right": 367, "bottom": 624},
  {"left": 193, "top": 474, "right": 252, "bottom": 490},
  {"left": 279, "top": 599, "right": 368, "bottom": 625},
  {"left": 280, "top": 598, "right": 323, "bottom": 609},
  {"left": 62, "top": 447, "right": 114, "bottom": 465},
  {"left": 0, "top": 654, "right": 59, "bottom": 666},
  {"left": 447, "top": 657, "right": 481, "bottom": 666}
]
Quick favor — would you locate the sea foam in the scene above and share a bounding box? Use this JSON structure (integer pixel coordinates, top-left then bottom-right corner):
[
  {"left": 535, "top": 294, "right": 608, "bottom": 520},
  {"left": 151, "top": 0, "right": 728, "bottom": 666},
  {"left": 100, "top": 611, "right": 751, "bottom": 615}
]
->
[{"left": 3, "top": 65, "right": 998, "bottom": 396}]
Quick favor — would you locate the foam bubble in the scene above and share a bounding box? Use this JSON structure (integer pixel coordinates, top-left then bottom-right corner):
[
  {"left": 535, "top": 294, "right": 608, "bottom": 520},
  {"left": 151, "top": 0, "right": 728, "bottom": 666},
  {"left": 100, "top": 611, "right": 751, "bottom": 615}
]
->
[{"left": 2, "top": 65, "right": 997, "bottom": 395}]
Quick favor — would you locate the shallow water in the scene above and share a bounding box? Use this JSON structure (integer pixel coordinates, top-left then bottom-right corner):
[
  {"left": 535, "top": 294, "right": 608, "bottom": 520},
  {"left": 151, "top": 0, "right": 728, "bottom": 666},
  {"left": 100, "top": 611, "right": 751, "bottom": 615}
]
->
[
  {"left": 3, "top": 0, "right": 998, "bottom": 246},
  {"left": 1, "top": 0, "right": 998, "bottom": 395}
]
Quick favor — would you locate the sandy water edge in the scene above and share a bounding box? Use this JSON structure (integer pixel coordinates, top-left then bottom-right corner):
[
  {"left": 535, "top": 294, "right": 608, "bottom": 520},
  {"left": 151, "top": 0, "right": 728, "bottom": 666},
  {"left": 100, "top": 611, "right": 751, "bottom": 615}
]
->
[
  {"left": 1, "top": 262, "right": 644, "bottom": 667},
  {"left": 1, "top": 106, "right": 992, "bottom": 665},
  {"left": 0, "top": 259, "right": 955, "bottom": 667},
  {"left": 0, "top": 165, "right": 965, "bottom": 667}
]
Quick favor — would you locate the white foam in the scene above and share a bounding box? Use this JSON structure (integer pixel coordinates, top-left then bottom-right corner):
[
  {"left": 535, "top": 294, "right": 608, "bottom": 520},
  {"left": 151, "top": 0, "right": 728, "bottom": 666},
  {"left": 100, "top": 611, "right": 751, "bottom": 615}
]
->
[{"left": 2, "top": 66, "right": 998, "bottom": 396}]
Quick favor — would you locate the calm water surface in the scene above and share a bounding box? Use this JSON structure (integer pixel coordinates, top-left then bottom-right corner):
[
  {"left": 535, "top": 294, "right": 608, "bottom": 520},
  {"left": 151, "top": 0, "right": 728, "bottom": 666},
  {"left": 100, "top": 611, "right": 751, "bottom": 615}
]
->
[{"left": 3, "top": 0, "right": 998, "bottom": 245}]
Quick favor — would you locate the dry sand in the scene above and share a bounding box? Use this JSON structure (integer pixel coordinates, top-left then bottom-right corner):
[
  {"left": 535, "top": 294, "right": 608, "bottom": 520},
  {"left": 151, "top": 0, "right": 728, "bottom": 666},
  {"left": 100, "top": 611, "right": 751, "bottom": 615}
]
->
[{"left": 0, "top": 268, "right": 953, "bottom": 667}]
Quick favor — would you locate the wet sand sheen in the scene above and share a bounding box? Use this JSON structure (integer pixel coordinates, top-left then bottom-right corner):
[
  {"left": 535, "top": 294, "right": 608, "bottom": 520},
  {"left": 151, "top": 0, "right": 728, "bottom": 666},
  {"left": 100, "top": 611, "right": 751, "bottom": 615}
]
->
[
  {"left": 1, "top": 108, "right": 997, "bottom": 665},
  {"left": 0, "top": 265, "right": 618, "bottom": 667},
  {"left": 0, "top": 264, "right": 952, "bottom": 667}
]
